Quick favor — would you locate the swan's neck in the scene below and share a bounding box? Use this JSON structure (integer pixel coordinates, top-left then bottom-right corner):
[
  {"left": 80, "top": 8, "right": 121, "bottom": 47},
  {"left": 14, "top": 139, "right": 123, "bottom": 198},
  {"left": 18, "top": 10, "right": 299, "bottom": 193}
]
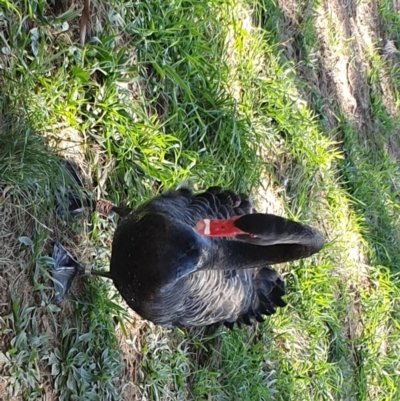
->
[{"left": 199, "top": 236, "right": 323, "bottom": 271}]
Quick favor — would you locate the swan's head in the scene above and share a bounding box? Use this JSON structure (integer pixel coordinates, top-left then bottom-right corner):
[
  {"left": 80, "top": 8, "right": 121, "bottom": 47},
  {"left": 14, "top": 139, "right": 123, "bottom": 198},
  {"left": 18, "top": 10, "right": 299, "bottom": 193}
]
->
[{"left": 196, "top": 213, "right": 325, "bottom": 248}]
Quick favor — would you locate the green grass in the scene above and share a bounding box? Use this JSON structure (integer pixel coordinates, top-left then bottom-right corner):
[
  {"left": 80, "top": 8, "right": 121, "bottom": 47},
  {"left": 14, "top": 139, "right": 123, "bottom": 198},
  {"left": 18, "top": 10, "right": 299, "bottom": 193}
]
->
[{"left": 1, "top": 0, "right": 400, "bottom": 400}]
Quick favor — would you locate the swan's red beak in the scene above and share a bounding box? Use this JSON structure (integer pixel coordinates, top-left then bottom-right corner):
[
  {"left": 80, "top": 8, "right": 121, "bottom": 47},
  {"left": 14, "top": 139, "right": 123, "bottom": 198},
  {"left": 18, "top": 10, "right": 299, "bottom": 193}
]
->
[{"left": 195, "top": 216, "right": 244, "bottom": 237}]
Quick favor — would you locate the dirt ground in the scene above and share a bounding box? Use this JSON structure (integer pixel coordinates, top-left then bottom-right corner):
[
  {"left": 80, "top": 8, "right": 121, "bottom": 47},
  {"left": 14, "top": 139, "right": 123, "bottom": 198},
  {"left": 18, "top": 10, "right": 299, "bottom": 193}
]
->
[
  {"left": 1, "top": 0, "right": 400, "bottom": 399},
  {"left": 280, "top": 0, "right": 399, "bottom": 138}
]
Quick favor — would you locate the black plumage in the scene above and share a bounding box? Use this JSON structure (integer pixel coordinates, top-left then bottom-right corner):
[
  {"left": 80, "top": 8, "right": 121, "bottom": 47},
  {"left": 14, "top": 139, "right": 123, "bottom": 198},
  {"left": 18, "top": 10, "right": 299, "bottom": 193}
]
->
[{"left": 108, "top": 187, "right": 324, "bottom": 328}]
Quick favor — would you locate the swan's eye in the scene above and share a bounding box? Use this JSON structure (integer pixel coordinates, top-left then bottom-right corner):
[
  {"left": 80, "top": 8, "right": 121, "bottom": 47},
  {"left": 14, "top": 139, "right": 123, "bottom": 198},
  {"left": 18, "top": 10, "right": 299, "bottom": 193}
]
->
[{"left": 249, "top": 233, "right": 257, "bottom": 238}]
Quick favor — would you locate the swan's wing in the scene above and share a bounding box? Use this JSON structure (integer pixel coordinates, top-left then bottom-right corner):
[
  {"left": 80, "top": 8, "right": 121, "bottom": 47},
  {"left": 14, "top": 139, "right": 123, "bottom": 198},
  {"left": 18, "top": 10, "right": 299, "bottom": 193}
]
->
[
  {"left": 185, "top": 188, "right": 254, "bottom": 224},
  {"left": 172, "top": 269, "right": 254, "bottom": 327},
  {"left": 156, "top": 267, "right": 286, "bottom": 328},
  {"left": 137, "top": 187, "right": 254, "bottom": 228}
]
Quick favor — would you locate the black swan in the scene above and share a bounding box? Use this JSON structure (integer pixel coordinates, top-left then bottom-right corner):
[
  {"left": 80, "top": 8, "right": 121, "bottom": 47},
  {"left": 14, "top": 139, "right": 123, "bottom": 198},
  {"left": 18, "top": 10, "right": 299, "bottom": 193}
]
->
[{"left": 52, "top": 186, "right": 324, "bottom": 328}]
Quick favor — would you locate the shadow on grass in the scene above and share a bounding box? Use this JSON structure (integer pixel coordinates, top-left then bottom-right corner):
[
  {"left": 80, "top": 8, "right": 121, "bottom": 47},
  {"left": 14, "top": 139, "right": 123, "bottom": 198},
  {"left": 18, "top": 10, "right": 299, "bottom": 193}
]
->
[{"left": 0, "top": 89, "right": 130, "bottom": 400}]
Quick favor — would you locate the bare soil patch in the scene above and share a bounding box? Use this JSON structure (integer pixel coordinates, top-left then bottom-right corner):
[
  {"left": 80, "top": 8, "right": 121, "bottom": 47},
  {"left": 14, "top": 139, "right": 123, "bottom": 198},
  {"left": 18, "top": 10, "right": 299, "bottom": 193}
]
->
[{"left": 278, "top": 0, "right": 399, "bottom": 138}]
